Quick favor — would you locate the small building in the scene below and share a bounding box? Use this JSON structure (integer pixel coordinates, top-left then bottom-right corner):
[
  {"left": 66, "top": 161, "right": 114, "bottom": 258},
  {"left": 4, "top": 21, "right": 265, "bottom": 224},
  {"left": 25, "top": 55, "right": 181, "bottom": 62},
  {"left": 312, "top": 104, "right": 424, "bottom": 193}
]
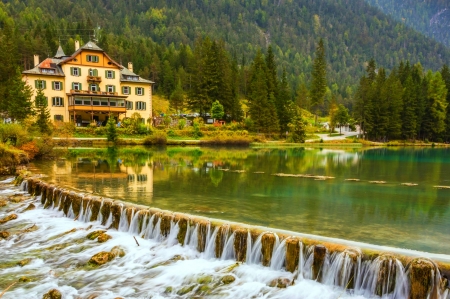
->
[{"left": 22, "top": 41, "right": 153, "bottom": 126}]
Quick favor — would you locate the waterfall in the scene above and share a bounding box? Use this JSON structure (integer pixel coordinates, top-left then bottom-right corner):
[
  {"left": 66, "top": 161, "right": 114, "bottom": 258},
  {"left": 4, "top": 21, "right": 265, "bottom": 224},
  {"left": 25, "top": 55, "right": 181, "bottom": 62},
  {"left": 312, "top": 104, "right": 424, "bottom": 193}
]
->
[
  {"left": 183, "top": 221, "right": 191, "bottom": 246},
  {"left": 20, "top": 180, "right": 27, "bottom": 191},
  {"left": 322, "top": 249, "right": 360, "bottom": 289},
  {"left": 67, "top": 203, "right": 75, "bottom": 219},
  {"left": 270, "top": 239, "right": 286, "bottom": 270},
  {"left": 104, "top": 210, "right": 113, "bottom": 228},
  {"left": 82, "top": 201, "right": 92, "bottom": 222},
  {"left": 187, "top": 223, "right": 199, "bottom": 249},
  {"left": 203, "top": 226, "right": 219, "bottom": 259},
  {"left": 97, "top": 200, "right": 104, "bottom": 223},
  {"left": 221, "top": 232, "right": 235, "bottom": 260},
  {"left": 166, "top": 221, "right": 180, "bottom": 246},
  {"left": 128, "top": 210, "right": 140, "bottom": 235},
  {"left": 245, "top": 230, "right": 252, "bottom": 263},
  {"left": 298, "top": 242, "right": 304, "bottom": 280},
  {"left": 140, "top": 213, "right": 149, "bottom": 236},
  {"left": 118, "top": 208, "right": 131, "bottom": 232},
  {"left": 142, "top": 215, "right": 155, "bottom": 239},
  {"left": 248, "top": 233, "right": 263, "bottom": 264},
  {"left": 152, "top": 217, "right": 162, "bottom": 241}
]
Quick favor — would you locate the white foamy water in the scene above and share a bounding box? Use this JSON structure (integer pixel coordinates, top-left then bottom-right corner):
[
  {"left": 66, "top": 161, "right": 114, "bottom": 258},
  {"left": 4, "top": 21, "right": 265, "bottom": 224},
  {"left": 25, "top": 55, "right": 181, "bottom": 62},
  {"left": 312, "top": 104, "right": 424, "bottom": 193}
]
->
[
  {"left": 0, "top": 186, "right": 379, "bottom": 299},
  {"left": 1, "top": 180, "right": 449, "bottom": 299}
]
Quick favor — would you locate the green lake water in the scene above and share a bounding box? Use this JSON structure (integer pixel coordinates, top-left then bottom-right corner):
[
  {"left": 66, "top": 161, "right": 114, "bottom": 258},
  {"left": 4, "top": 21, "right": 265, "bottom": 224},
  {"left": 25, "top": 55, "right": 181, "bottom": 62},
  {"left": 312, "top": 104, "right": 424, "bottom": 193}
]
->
[{"left": 30, "top": 146, "right": 450, "bottom": 254}]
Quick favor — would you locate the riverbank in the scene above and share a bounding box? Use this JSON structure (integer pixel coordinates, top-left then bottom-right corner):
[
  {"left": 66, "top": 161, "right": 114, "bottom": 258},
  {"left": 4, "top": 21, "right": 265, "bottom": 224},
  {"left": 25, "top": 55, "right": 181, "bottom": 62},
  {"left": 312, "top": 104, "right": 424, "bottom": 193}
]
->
[{"left": 0, "top": 143, "right": 28, "bottom": 175}]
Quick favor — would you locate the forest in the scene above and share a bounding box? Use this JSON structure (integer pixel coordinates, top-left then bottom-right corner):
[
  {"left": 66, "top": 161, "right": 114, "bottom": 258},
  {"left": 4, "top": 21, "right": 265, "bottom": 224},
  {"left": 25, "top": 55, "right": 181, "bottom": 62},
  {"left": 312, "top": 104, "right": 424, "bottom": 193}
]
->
[
  {"left": 1, "top": 0, "right": 450, "bottom": 141},
  {"left": 364, "top": 0, "right": 450, "bottom": 47}
]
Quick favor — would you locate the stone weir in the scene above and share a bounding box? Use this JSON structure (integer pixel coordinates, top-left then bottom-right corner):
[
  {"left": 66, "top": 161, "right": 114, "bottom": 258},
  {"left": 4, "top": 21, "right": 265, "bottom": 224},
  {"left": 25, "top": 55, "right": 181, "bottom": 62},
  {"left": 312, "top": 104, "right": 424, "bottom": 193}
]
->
[{"left": 21, "top": 176, "right": 450, "bottom": 299}]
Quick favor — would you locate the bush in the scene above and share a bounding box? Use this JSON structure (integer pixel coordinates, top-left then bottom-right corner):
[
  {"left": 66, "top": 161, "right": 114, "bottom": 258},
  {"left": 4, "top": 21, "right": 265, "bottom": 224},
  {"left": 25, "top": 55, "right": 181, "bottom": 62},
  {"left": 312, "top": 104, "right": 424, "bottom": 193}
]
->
[
  {"left": 178, "top": 119, "right": 186, "bottom": 130},
  {"left": 191, "top": 122, "right": 203, "bottom": 138},
  {"left": 201, "top": 132, "right": 252, "bottom": 146},
  {"left": 18, "top": 141, "right": 40, "bottom": 159},
  {"left": 0, "top": 123, "right": 29, "bottom": 146},
  {"left": 143, "top": 131, "right": 167, "bottom": 145},
  {"left": 0, "top": 142, "right": 26, "bottom": 167}
]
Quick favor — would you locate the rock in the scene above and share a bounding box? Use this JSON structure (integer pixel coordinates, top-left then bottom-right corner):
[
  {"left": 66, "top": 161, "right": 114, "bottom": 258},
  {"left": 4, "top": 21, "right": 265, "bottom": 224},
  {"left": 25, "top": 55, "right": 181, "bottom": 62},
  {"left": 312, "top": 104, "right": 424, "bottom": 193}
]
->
[
  {"left": 197, "top": 275, "right": 213, "bottom": 284},
  {"left": 269, "top": 278, "right": 291, "bottom": 288},
  {"left": 0, "top": 231, "right": 10, "bottom": 239},
  {"left": 86, "top": 230, "right": 106, "bottom": 240},
  {"left": 8, "top": 194, "right": 27, "bottom": 203},
  {"left": 0, "top": 213, "right": 18, "bottom": 224},
  {"left": 17, "top": 258, "right": 32, "bottom": 267},
  {"left": 42, "top": 289, "right": 62, "bottom": 299},
  {"left": 221, "top": 275, "right": 236, "bottom": 284},
  {"left": 24, "top": 203, "right": 36, "bottom": 211},
  {"left": 0, "top": 199, "right": 7, "bottom": 207},
  {"left": 111, "top": 246, "right": 125, "bottom": 258},
  {"left": 97, "top": 233, "right": 112, "bottom": 243},
  {"left": 164, "top": 286, "right": 173, "bottom": 294},
  {"left": 88, "top": 251, "right": 114, "bottom": 266},
  {"left": 177, "top": 285, "right": 195, "bottom": 295},
  {"left": 19, "top": 276, "right": 31, "bottom": 282}
]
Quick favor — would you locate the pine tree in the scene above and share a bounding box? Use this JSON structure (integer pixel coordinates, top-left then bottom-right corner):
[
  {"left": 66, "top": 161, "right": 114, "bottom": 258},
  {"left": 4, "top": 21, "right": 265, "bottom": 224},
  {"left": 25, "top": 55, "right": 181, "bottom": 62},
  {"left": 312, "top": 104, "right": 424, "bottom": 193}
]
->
[
  {"left": 34, "top": 87, "right": 51, "bottom": 134},
  {"left": 106, "top": 116, "right": 118, "bottom": 144},
  {"left": 334, "top": 104, "right": 350, "bottom": 134},
  {"left": 423, "top": 71, "right": 448, "bottom": 141},
  {"left": 211, "top": 100, "right": 224, "bottom": 120},
  {"left": 288, "top": 107, "right": 307, "bottom": 143},
  {"left": 170, "top": 79, "right": 185, "bottom": 114},
  {"left": 440, "top": 64, "right": 450, "bottom": 142},
  {"left": 277, "top": 68, "right": 292, "bottom": 134},
  {"left": 5, "top": 67, "right": 34, "bottom": 122},
  {"left": 401, "top": 76, "right": 418, "bottom": 140},
  {"left": 310, "top": 39, "right": 327, "bottom": 124}
]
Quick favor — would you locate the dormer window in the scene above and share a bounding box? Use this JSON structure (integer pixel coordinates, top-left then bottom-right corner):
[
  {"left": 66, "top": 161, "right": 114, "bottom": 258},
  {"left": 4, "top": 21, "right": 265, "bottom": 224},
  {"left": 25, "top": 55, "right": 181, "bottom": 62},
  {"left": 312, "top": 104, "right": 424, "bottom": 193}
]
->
[
  {"left": 127, "top": 75, "right": 139, "bottom": 81},
  {"left": 41, "top": 68, "right": 55, "bottom": 74}
]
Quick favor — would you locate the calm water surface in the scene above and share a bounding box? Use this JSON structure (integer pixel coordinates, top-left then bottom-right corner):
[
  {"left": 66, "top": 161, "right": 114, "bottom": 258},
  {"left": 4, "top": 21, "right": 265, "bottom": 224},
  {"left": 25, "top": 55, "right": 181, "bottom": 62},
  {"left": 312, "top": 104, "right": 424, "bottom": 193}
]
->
[{"left": 30, "top": 146, "right": 450, "bottom": 254}]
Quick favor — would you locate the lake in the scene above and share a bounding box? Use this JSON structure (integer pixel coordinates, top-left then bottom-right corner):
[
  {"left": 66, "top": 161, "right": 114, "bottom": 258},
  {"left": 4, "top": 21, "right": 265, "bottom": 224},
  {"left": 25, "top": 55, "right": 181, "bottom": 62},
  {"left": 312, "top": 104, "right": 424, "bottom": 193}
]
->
[{"left": 30, "top": 146, "right": 450, "bottom": 255}]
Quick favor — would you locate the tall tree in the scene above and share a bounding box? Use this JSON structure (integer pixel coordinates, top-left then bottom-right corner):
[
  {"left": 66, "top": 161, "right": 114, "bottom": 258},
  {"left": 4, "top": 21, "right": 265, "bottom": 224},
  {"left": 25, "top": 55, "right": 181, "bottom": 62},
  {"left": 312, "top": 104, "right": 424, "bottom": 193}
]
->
[
  {"left": 310, "top": 39, "right": 327, "bottom": 124},
  {"left": 34, "top": 87, "right": 51, "bottom": 134},
  {"left": 4, "top": 67, "right": 34, "bottom": 122},
  {"left": 423, "top": 71, "right": 448, "bottom": 141},
  {"left": 440, "top": 64, "right": 450, "bottom": 142}
]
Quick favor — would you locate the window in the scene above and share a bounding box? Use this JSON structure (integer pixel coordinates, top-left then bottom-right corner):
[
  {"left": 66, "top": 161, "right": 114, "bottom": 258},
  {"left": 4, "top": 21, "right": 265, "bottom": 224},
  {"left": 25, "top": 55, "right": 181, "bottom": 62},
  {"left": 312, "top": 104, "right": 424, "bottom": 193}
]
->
[
  {"left": 52, "top": 97, "right": 64, "bottom": 107},
  {"left": 89, "top": 69, "right": 98, "bottom": 76},
  {"left": 54, "top": 115, "right": 64, "bottom": 122},
  {"left": 105, "top": 70, "right": 115, "bottom": 79},
  {"left": 89, "top": 84, "right": 99, "bottom": 92},
  {"left": 34, "top": 80, "right": 46, "bottom": 89},
  {"left": 52, "top": 81, "right": 62, "bottom": 90},
  {"left": 70, "top": 67, "right": 81, "bottom": 76},
  {"left": 136, "top": 101, "right": 146, "bottom": 110},
  {"left": 122, "top": 86, "right": 130, "bottom": 95},
  {"left": 135, "top": 87, "right": 144, "bottom": 96},
  {"left": 106, "top": 85, "right": 116, "bottom": 93},
  {"left": 126, "top": 101, "right": 133, "bottom": 110},
  {"left": 86, "top": 55, "right": 99, "bottom": 63},
  {"left": 72, "top": 82, "right": 82, "bottom": 91},
  {"left": 41, "top": 68, "right": 55, "bottom": 74}
]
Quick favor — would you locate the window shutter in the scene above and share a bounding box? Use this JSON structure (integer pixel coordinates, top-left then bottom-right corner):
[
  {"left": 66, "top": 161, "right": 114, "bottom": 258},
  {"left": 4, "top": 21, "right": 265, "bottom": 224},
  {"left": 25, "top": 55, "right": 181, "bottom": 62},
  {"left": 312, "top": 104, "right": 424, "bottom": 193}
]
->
[
  {"left": 43, "top": 81, "right": 47, "bottom": 89},
  {"left": 122, "top": 86, "right": 125, "bottom": 94},
  {"left": 135, "top": 87, "right": 138, "bottom": 95},
  {"left": 141, "top": 88, "right": 144, "bottom": 95},
  {"left": 59, "top": 81, "right": 63, "bottom": 90},
  {"left": 112, "top": 71, "right": 115, "bottom": 79},
  {"left": 52, "top": 82, "right": 55, "bottom": 90},
  {"left": 70, "top": 67, "right": 74, "bottom": 75},
  {"left": 144, "top": 102, "right": 146, "bottom": 110},
  {"left": 113, "top": 85, "right": 116, "bottom": 92},
  {"left": 71, "top": 82, "right": 74, "bottom": 90},
  {"left": 79, "top": 83, "right": 82, "bottom": 90},
  {"left": 94, "top": 69, "right": 98, "bottom": 76},
  {"left": 78, "top": 68, "right": 81, "bottom": 76},
  {"left": 105, "top": 70, "right": 108, "bottom": 78},
  {"left": 35, "top": 80, "right": 38, "bottom": 88}
]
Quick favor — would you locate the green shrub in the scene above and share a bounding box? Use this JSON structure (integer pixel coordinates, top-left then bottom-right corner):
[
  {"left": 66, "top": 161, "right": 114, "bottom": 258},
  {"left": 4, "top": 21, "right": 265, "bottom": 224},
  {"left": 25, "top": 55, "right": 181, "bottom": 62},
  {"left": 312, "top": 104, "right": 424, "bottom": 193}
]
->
[
  {"left": 178, "top": 119, "right": 186, "bottom": 130},
  {"left": 143, "top": 131, "right": 167, "bottom": 145},
  {"left": 201, "top": 132, "right": 252, "bottom": 146},
  {"left": 0, "top": 142, "right": 26, "bottom": 167},
  {"left": 0, "top": 123, "right": 29, "bottom": 146},
  {"left": 192, "top": 122, "right": 203, "bottom": 138}
]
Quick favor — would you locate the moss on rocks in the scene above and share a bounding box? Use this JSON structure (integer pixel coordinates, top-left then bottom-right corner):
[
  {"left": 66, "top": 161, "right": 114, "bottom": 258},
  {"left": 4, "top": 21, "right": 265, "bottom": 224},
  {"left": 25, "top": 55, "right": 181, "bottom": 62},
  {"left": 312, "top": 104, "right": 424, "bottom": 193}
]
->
[
  {"left": 313, "top": 245, "right": 327, "bottom": 282},
  {"left": 197, "top": 220, "right": 209, "bottom": 252},
  {"left": 0, "top": 213, "right": 18, "bottom": 224},
  {"left": 100, "top": 201, "right": 112, "bottom": 225},
  {"left": 160, "top": 213, "right": 172, "bottom": 238},
  {"left": 111, "top": 246, "right": 125, "bottom": 258},
  {"left": 42, "top": 289, "right": 62, "bottom": 299},
  {"left": 409, "top": 258, "right": 436, "bottom": 299},
  {"left": 0, "top": 199, "right": 7, "bottom": 207},
  {"left": 88, "top": 251, "right": 114, "bottom": 266},
  {"left": 24, "top": 203, "right": 36, "bottom": 211},
  {"left": 233, "top": 229, "right": 248, "bottom": 262},
  {"left": 215, "top": 225, "right": 229, "bottom": 258},
  {"left": 175, "top": 215, "right": 188, "bottom": 245},
  {"left": 86, "top": 230, "right": 106, "bottom": 240},
  {"left": 221, "top": 275, "right": 236, "bottom": 284},
  {"left": 176, "top": 284, "right": 195, "bottom": 295},
  {"left": 97, "top": 233, "right": 112, "bottom": 243},
  {"left": 17, "top": 258, "right": 32, "bottom": 267},
  {"left": 110, "top": 203, "right": 122, "bottom": 229},
  {"left": 90, "top": 199, "right": 101, "bottom": 222},
  {"left": 261, "top": 233, "right": 276, "bottom": 267}
]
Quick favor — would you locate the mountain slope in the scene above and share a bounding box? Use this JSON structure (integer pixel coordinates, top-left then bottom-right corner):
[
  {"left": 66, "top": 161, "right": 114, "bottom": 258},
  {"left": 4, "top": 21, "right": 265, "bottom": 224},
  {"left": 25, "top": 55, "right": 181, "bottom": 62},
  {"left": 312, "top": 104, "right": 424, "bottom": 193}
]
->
[
  {"left": 364, "top": 0, "right": 450, "bottom": 47},
  {"left": 1, "top": 0, "right": 450, "bottom": 100}
]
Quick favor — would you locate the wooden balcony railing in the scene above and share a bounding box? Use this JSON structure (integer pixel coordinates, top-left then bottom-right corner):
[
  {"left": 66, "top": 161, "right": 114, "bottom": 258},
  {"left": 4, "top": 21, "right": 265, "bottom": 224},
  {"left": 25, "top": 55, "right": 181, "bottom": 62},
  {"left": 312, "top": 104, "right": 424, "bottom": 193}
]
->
[{"left": 87, "top": 75, "right": 102, "bottom": 82}]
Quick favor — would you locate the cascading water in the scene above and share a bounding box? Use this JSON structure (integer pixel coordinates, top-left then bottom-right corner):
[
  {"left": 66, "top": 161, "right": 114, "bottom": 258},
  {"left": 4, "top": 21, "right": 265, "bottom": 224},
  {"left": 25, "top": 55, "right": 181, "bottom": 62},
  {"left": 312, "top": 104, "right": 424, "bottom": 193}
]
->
[{"left": 2, "top": 177, "right": 450, "bottom": 299}]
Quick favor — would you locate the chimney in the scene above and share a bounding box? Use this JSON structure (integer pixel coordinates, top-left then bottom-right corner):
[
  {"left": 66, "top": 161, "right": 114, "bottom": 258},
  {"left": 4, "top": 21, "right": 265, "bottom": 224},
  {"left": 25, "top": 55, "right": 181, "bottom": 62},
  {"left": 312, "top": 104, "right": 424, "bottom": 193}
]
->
[
  {"left": 75, "top": 40, "right": 80, "bottom": 51},
  {"left": 34, "top": 55, "right": 39, "bottom": 67},
  {"left": 128, "top": 62, "right": 133, "bottom": 73}
]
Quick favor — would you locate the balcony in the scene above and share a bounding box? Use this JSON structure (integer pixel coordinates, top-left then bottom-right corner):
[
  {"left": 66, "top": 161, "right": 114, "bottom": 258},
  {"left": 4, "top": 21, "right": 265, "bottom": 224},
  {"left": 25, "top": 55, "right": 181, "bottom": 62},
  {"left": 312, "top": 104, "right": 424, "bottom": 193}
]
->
[
  {"left": 69, "top": 89, "right": 119, "bottom": 96},
  {"left": 87, "top": 75, "right": 102, "bottom": 83}
]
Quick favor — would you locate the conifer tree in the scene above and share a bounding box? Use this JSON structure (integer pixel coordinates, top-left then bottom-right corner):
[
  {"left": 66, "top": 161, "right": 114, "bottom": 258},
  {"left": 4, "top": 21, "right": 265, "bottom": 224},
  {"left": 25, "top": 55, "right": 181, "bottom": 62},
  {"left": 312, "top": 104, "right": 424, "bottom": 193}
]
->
[
  {"left": 402, "top": 76, "right": 418, "bottom": 140},
  {"left": 310, "top": 39, "right": 327, "bottom": 124},
  {"left": 170, "top": 79, "right": 185, "bottom": 114},
  {"left": 423, "top": 71, "right": 448, "bottom": 140},
  {"left": 34, "top": 87, "right": 51, "bottom": 134},
  {"left": 440, "top": 64, "right": 450, "bottom": 142},
  {"left": 5, "top": 67, "right": 34, "bottom": 122}
]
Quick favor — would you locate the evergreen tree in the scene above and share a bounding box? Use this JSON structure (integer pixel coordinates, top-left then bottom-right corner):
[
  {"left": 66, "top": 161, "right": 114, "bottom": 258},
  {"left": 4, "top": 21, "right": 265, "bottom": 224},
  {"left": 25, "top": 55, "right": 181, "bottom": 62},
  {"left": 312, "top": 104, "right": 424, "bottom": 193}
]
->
[
  {"left": 310, "top": 39, "right": 327, "bottom": 124},
  {"left": 106, "top": 116, "right": 118, "bottom": 144},
  {"left": 277, "top": 68, "right": 292, "bottom": 134},
  {"left": 423, "top": 71, "right": 448, "bottom": 141},
  {"left": 5, "top": 67, "right": 34, "bottom": 122},
  {"left": 296, "top": 81, "right": 310, "bottom": 110},
  {"left": 288, "top": 107, "right": 307, "bottom": 143},
  {"left": 401, "top": 76, "right": 418, "bottom": 140},
  {"left": 440, "top": 64, "right": 450, "bottom": 142},
  {"left": 334, "top": 104, "right": 350, "bottom": 134},
  {"left": 169, "top": 79, "right": 185, "bottom": 114},
  {"left": 34, "top": 87, "right": 51, "bottom": 134}
]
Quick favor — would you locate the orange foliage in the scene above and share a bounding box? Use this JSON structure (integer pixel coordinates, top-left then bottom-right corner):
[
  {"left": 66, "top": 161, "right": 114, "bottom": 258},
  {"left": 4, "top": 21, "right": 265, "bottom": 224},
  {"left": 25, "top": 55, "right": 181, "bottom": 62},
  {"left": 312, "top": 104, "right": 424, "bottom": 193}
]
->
[{"left": 19, "top": 141, "right": 39, "bottom": 159}]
